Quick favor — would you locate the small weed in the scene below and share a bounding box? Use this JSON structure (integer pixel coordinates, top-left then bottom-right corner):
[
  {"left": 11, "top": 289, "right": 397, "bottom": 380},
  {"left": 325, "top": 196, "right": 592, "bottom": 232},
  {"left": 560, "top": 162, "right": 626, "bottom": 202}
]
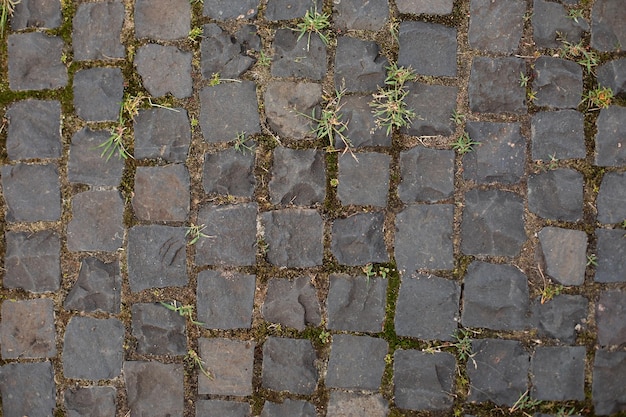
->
[
  {"left": 582, "top": 86, "right": 614, "bottom": 110},
  {"left": 523, "top": 11, "right": 533, "bottom": 23},
  {"left": 556, "top": 406, "right": 577, "bottom": 417},
  {"left": 318, "top": 330, "right": 331, "bottom": 344},
  {"left": 99, "top": 106, "right": 132, "bottom": 161},
  {"left": 425, "top": 328, "right": 476, "bottom": 366},
  {"left": 370, "top": 63, "right": 417, "bottom": 135},
  {"left": 362, "top": 264, "right": 393, "bottom": 280},
  {"left": 548, "top": 154, "right": 559, "bottom": 170},
  {"left": 450, "top": 110, "right": 465, "bottom": 126},
  {"left": 258, "top": 50, "right": 272, "bottom": 67},
  {"left": 586, "top": 254, "right": 598, "bottom": 267},
  {"left": 1, "top": 0, "right": 19, "bottom": 38},
  {"left": 233, "top": 132, "right": 255, "bottom": 154},
  {"left": 519, "top": 71, "right": 530, "bottom": 87},
  {"left": 527, "top": 89, "right": 538, "bottom": 103},
  {"left": 296, "top": 3, "right": 330, "bottom": 50},
  {"left": 188, "top": 26, "right": 203, "bottom": 42},
  {"left": 330, "top": 178, "right": 339, "bottom": 187},
  {"left": 300, "top": 87, "right": 353, "bottom": 154},
  {"left": 559, "top": 37, "right": 599, "bottom": 73},
  {"left": 538, "top": 264, "right": 563, "bottom": 304},
  {"left": 189, "top": 0, "right": 202, "bottom": 5},
  {"left": 187, "top": 349, "right": 212, "bottom": 379},
  {"left": 186, "top": 224, "right": 211, "bottom": 245},
  {"left": 363, "top": 264, "right": 376, "bottom": 279},
  {"left": 452, "top": 132, "right": 480, "bottom": 155},
  {"left": 160, "top": 301, "right": 205, "bottom": 326},
  {"left": 208, "top": 72, "right": 241, "bottom": 86},
  {"left": 509, "top": 390, "right": 542, "bottom": 416},
  {"left": 567, "top": 8, "right": 585, "bottom": 23},
  {"left": 190, "top": 116, "right": 199, "bottom": 127}
]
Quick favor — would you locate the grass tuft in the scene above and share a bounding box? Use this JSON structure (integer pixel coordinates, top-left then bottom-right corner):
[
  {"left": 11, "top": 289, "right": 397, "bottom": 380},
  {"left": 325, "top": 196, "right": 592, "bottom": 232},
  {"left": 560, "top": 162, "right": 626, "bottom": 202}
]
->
[{"left": 370, "top": 63, "right": 417, "bottom": 135}]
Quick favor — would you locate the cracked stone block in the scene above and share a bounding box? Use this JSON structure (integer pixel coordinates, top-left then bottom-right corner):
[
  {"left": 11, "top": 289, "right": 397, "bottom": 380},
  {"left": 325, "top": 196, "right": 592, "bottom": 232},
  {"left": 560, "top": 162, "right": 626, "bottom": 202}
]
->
[
  {"left": 127, "top": 225, "right": 188, "bottom": 292},
  {"left": 261, "top": 399, "right": 316, "bottom": 417},
  {"left": 132, "top": 165, "right": 190, "bottom": 222},
  {"left": 1, "top": 298, "right": 56, "bottom": 359},
  {"left": 531, "top": 346, "right": 585, "bottom": 401},
  {"left": 200, "top": 81, "right": 260, "bottom": 142},
  {"left": 467, "top": 339, "right": 530, "bottom": 407},
  {"left": 399, "top": 146, "right": 454, "bottom": 203},
  {"left": 469, "top": 57, "right": 526, "bottom": 114},
  {"left": 333, "top": 0, "right": 388, "bottom": 31},
  {"left": 538, "top": 227, "right": 587, "bottom": 286},
  {"left": 398, "top": 21, "right": 456, "bottom": 77},
  {"left": 595, "top": 106, "right": 626, "bottom": 166},
  {"left": 262, "top": 337, "right": 318, "bottom": 394},
  {"left": 73, "top": 67, "right": 124, "bottom": 122},
  {"left": 396, "top": 0, "right": 453, "bottom": 14},
  {"left": 64, "top": 257, "right": 122, "bottom": 314},
  {"left": 11, "top": 0, "right": 61, "bottom": 29},
  {"left": 4, "top": 230, "right": 60, "bottom": 293},
  {"left": 203, "top": 149, "right": 256, "bottom": 197},
  {"left": 395, "top": 204, "right": 454, "bottom": 272},
  {"left": 271, "top": 28, "right": 327, "bottom": 80},
  {"left": 591, "top": 0, "right": 626, "bottom": 52},
  {"left": 464, "top": 121, "right": 525, "bottom": 184},
  {"left": 332, "top": 212, "right": 388, "bottom": 266},
  {"left": 461, "top": 189, "right": 526, "bottom": 257},
  {"left": 327, "top": 334, "right": 387, "bottom": 390},
  {"left": 269, "top": 147, "right": 325, "bottom": 206},
  {"left": 265, "top": 0, "right": 321, "bottom": 20},
  {"left": 337, "top": 152, "right": 390, "bottom": 207},
  {"left": 531, "top": 110, "right": 585, "bottom": 161},
  {"left": 131, "top": 303, "right": 187, "bottom": 355},
  {"left": 335, "top": 95, "right": 391, "bottom": 148},
  {"left": 533, "top": 0, "right": 587, "bottom": 48},
  {"left": 531, "top": 294, "right": 588, "bottom": 343},
  {"left": 597, "top": 290, "right": 626, "bottom": 347},
  {"left": 0, "top": 362, "right": 55, "bottom": 417},
  {"left": 6, "top": 99, "right": 61, "bottom": 160},
  {"left": 327, "top": 392, "right": 388, "bottom": 417},
  {"left": 264, "top": 81, "right": 321, "bottom": 140},
  {"left": 198, "top": 338, "right": 254, "bottom": 396},
  {"left": 1, "top": 163, "right": 61, "bottom": 222},
  {"left": 533, "top": 57, "right": 583, "bottom": 109},
  {"left": 73, "top": 2, "right": 125, "bottom": 61},
  {"left": 134, "top": 108, "right": 190, "bottom": 162},
  {"left": 7, "top": 32, "right": 67, "bottom": 91},
  {"left": 596, "top": 229, "right": 626, "bottom": 283},
  {"left": 201, "top": 23, "right": 258, "bottom": 79},
  {"left": 262, "top": 276, "right": 321, "bottom": 330},
  {"left": 63, "top": 317, "right": 124, "bottom": 380},
  {"left": 68, "top": 127, "right": 125, "bottom": 186},
  {"left": 528, "top": 169, "right": 583, "bottom": 222},
  {"left": 468, "top": 0, "right": 524, "bottom": 53},
  {"left": 197, "top": 270, "right": 255, "bottom": 329},
  {"left": 597, "top": 58, "right": 626, "bottom": 96},
  {"left": 67, "top": 190, "right": 124, "bottom": 252},
  {"left": 394, "top": 350, "right": 455, "bottom": 411},
  {"left": 592, "top": 350, "right": 626, "bottom": 416},
  {"left": 65, "top": 386, "right": 116, "bottom": 417},
  {"left": 204, "top": 0, "right": 258, "bottom": 19},
  {"left": 334, "top": 36, "right": 387, "bottom": 92},
  {"left": 262, "top": 209, "right": 324, "bottom": 267},
  {"left": 327, "top": 274, "right": 387, "bottom": 333},
  {"left": 196, "top": 400, "right": 251, "bottom": 417},
  {"left": 135, "top": 44, "right": 192, "bottom": 98},
  {"left": 402, "top": 82, "right": 457, "bottom": 136},
  {"left": 134, "top": 0, "right": 190, "bottom": 40},
  {"left": 395, "top": 274, "right": 460, "bottom": 341},
  {"left": 123, "top": 362, "right": 184, "bottom": 417}
]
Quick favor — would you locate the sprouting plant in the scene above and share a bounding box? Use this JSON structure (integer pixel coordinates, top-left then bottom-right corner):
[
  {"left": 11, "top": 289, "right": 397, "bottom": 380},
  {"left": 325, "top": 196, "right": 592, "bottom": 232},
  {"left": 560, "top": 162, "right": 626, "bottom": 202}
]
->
[
  {"left": 586, "top": 254, "right": 598, "bottom": 267},
  {"left": 98, "top": 105, "right": 133, "bottom": 161},
  {"left": 567, "top": 8, "right": 585, "bottom": 23},
  {"left": 559, "top": 37, "right": 599, "bottom": 73},
  {"left": 527, "top": 89, "right": 538, "bottom": 103},
  {"left": 187, "top": 349, "right": 212, "bottom": 379},
  {"left": 370, "top": 63, "right": 417, "bottom": 135},
  {"left": 509, "top": 390, "right": 542, "bottom": 415},
  {"left": 537, "top": 264, "right": 563, "bottom": 304},
  {"left": 329, "top": 178, "right": 339, "bottom": 187},
  {"left": 209, "top": 73, "right": 221, "bottom": 86},
  {"left": 452, "top": 132, "right": 480, "bottom": 155},
  {"left": 556, "top": 406, "right": 577, "bottom": 417},
  {"left": 188, "top": 26, "right": 203, "bottom": 42},
  {"left": 160, "top": 301, "right": 205, "bottom": 326},
  {"left": 362, "top": 264, "right": 376, "bottom": 279},
  {"left": 318, "top": 329, "right": 331, "bottom": 344},
  {"left": 190, "top": 116, "right": 199, "bottom": 127},
  {"left": 519, "top": 71, "right": 530, "bottom": 87},
  {"left": 0, "top": 0, "right": 19, "bottom": 38},
  {"left": 378, "top": 266, "right": 391, "bottom": 279},
  {"left": 450, "top": 110, "right": 465, "bottom": 126},
  {"left": 296, "top": 3, "right": 330, "bottom": 50},
  {"left": 424, "top": 328, "right": 476, "bottom": 367},
  {"left": 258, "top": 50, "right": 272, "bottom": 67},
  {"left": 186, "top": 223, "right": 211, "bottom": 245},
  {"left": 233, "top": 131, "right": 255, "bottom": 154},
  {"left": 582, "top": 86, "right": 614, "bottom": 110}
]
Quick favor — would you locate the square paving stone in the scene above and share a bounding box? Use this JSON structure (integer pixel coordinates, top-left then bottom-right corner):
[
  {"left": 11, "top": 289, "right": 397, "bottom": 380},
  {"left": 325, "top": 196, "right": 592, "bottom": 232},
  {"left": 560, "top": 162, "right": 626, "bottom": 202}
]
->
[
  {"left": 334, "top": 36, "right": 387, "bottom": 93},
  {"left": 467, "top": 339, "right": 530, "bottom": 407},
  {"left": 532, "top": 0, "right": 587, "bottom": 49},
  {"left": 63, "top": 317, "right": 124, "bottom": 380},
  {"left": 394, "top": 350, "right": 456, "bottom": 411},
  {"left": 73, "top": 67, "right": 124, "bottom": 122},
  {"left": 327, "top": 392, "right": 388, "bottom": 417},
  {"left": 595, "top": 106, "right": 626, "bottom": 166},
  {"left": 134, "top": 108, "right": 190, "bottom": 162},
  {"left": 68, "top": 127, "right": 125, "bottom": 186},
  {"left": 131, "top": 303, "right": 187, "bottom": 355},
  {"left": 464, "top": 122, "right": 525, "bottom": 184},
  {"left": 200, "top": 81, "right": 260, "bottom": 142},
  {"left": 531, "top": 110, "right": 585, "bottom": 161},
  {"left": 592, "top": 350, "right": 626, "bottom": 416},
  {"left": 132, "top": 165, "right": 190, "bottom": 222},
  {"left": 261, "top": 337, "right": 318, "bottom": 394},
  {"left": 11, "top": 0, "right": 61, "bottom": 29},
  {"left": 398, "top": 21, "right": 456, "bottom": 77},
  {"left": 1, "top": 298, "right": 56, "bottom": 359},
  {"left": 395, "top": 274, "right": 460, "bottom": 341},
  {"left": 595, "top": 229, "right": 626, "bottom": 283},
  {"left": 399, "top": 146, "right": 454, "bottom": 203},
  {"left": 597, "top": 58, "right": 626, "bottom": 96},
  {"left": 327, "top": 273, "right": 387, "bottom": 333},
  {"left": 461, "top": 261, "right": 530, "bottom": 331},
  {"left": 123, "top": 361, "right": 184, "bottom": 417},
  {"left": 64, "top": 257, "right": 122, "bottom": 314},
  {"left": 1, "top": 163, "right": 61, "bottom": 222},
  {"left": 395, "top": 204, "right": 454, "bottom": 272},
  {"left": 127, "top": 225, "right": 188, "bottom": 292},
  {"left": 531, "top": 346, "right": 585, "bottom": 401},
  {"left": 67, "top": 190, "right": 124, "bottom": 252},
  {"left": 4, "top": 230, "right": 60, "bottom": 293},
  {"left": 337, "top": 152, "right": 390, "bottom": 207},
  {"left": 261, "top": 399, "right": 316, "bottom": 417},
  {"left": 528, "top": 169, "right": 583, "bottom": 222},
  {"left": 469, "top": 57, "right": 526, "bottom": 114},
  {"left": 196, "top": 400, "right": 251, "bottom": 417},
  {"left": 327, "top": 334, "right": 387, "bottom": 390},
  {"left": 401, "top": 82, "right": 457, "bottom": 136},
  {"left": 263, "top": 276, "right": 321, "bottom": 330},
  {"left": 204, "top": 0, "right": 258, "bottom": 19},
  {"left": 201, "top": 23, "right": 258, "bottom": 79},
  {"left": 6, "top": 99, "right": 61, "bottom": 160},
  {"left": 335, "top": 95, "right": 391, "bottom": 148},
  {"left": 203, "top": 148, "right": 256, "bottom": 197},
  {"left": 134, "top": 0, "right": 190, "bottom": 40},
  {"left": 271, "top": 28, "right": 326, "bottom": 81},
  {"left": 269, "top": 147, "right": 325, "bottom": 206},
  {"left": 461, "top": 189, "right": 526, "bottom": 257},
  {"left": 0, "top": 362, "right": 55, "bottom": 417},
  {"left": 197, "top": 270, "right": 255, "bottom": 329},
  {"left": 262, "top": 208, "right": 324, "bottom": 267},
  {"left": 7, "top": 32, "right": 67, "bottom": 91},
  {"left": 591, "top": 0, "right": 626, "bottom": 52},
  {"left": 532, "top": 57, "right": 582, "bottom": 109},
  {"left": 73, "top": 2, "right": 125, "bottom": 61},
  {"left": 597, "top": 172, "right": 626, "bottom": 223},
  {"left": 538, "top": 227, "right": 587, "bottom": 287},
  {"left": 396, "top": 0, "right": 453, "bottom": 15},
  {"left": 468, "top": 0, "right": 525, "bottom": 53},
  {"left": 332, "top": 212, "right": 388, "bottom": 266},
  {"left": 264, "top": 81, "right": 322, "bottom": 140},
  {"left": 64, "top": 386, "right": 116, "bottom": 417},
  {"left": 333, "top": 0, "right": 388, "bottom": 31},
  {"left": 135, "top": 44, "right": 192, "bottom": 98},
  {"left": 265, "top": 0, "right": 321, "bottom": 20},
  {"left": 596, "top": 290, "right": 626, "bottom": 347},
  {"left": 531, "top": 294, "right": 588, "bottom": 343},
  {"left": 198, "top": 338, "right": 255, "bottom": 396}
]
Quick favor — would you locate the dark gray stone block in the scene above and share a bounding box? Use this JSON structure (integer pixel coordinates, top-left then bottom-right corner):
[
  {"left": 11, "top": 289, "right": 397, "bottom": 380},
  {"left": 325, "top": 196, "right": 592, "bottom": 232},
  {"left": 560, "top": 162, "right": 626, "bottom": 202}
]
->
[
  {"left": 4, "top": 230, "right": 60, "bottom": 293},
  {"left": 595, "top": 106, "right": 626, "bottom": 166},
  {"left": 399, "top": 146, "right": 454, "bottom": 203},
  {"left": 262, "top": 337, "right": 318, "bottom": 394},
  {"left": 123, "top": 362, "right": 184, "bottom": 417},
  {"left": 401, "top": 82, "right": 457, "bottom": 136},
  {"left": 398, "top": 21, "right": 456, "bottom": 77},
  {"left": 528, "top": 169, "right": 583, "bottom": 222},
  {"left": 333, "top": 0, "right": 388, "bottom": 31},
  {"left": 334, "top": 36, "right": 387, "bottom": 93},
  {"left": 132, "top": 303, "right": 187, "bottom": 355},
  {"left": 68, "top": 127, "right": 125, "bottom": 186},
  {"left": 134, "top": 0, "right": 190, "bottom": 40},
  {"left": 11, "top": 0, "right": 61, "bottom": 29},
  {"left": 591, "top": 0, "right": 626, "bottom": 52},
  {"left": 198, "top": 338, "right": 255, "bottom": 396},
  {"left": 64, "top": 258, "right": 122, "bottom": 314},
  {"left": 531, "top": 110, "right": 585, "bottom": 161},
  {"left": 65, "top": 386, "right": 116, "bottom": 417},
  {"left": 597, "top": 58, "right": 626, "bottom": 96},
  {"left": 327, "top": 334, "right": 387, "bottom": 390},
  {"left": 533, "top": 57, "right": 583, "bottom": 109},
  {"left": 73, "top": 2, "right": 125, "bottom": 61},
  {"left": 327, "top": 392, "right": 388, "bottom": 417},
  {"left": 468, "top": 0, "right": 524, "bottom": 53},
  {"left": 134, "top": 108, "right": 190, "bottom": 162},
  {"left": 6, "top": 99, "right": 61, "bottom": 160},
  {"left": 204, "top": 0, "right": 258, "bottom": 19},
  {"left": 0, "top": 362, "right": 55, "bottom": 417},
  {"left": 1, "top": 298, "right": 56, "bottom": 359},
  {"left": 337, "top": 152, "right": 390, "bottom": 207},
  {"left": 1, "top": 163, "right": 61, "bottom": 222},
  {"left": 331, "top": 212, "right": 388, "bottom": 266},
  {"left": 264, "top": 81, "right": 321, "bottom": 140},
  {"left": 396, "top": 0, "right": 453, "bottom": 14},
  {"left": 531, "top": 346, "right": 585, "bottom": 401},
  {"left": 203, "top": 148, "right": 256, "bottom": 197},
  {"left": 327, "top": 273, "right": 387, "bottom": 333},
  {"left": 271, "top": 28, "right": 326, "bottom": 81},
  {"left": 262, "top": 276, "right": 321, "bottom": 330},
  {"left": 135, "top": 44, "right": 192, "bottom": 98},
  {"left": 132, "top": 165, "right": 190, "bottom": 222},
  {"left": 595, "top": 229, "right": 626, "bottom": 283},
  {"left": 531, "top": 294, "right": 588, "bottom": 343},
  {"left": 261, "top": 399, "right": 316, "bottom": 417},
  {"left": 533, "top": 0, "right": 586, "bottom": 48},
  {"left": 7, "top": 32, "right": 67, "bottom": 91},
  {"left": 197, "top": 270, "right": 255, "bottom": 329},
  {"left": 335, "top": 95, "right": 391, "bottom": 148},
  {"left": 269, "top": 147, "right": 325, "bottom": 206},
  {"left": 538, "top": 227, "right": 587, "bottom": 286},
  {"left": 67, "top": 190, "right": 124, "bottom": 252},
  {"left": 469, "top": 57, "right": 526, "bottom": 114},
  {"left": 73, "top": 67, "right": 124, "bottom": 122},
  {"left": 265, "top": 0, "right": 321, "bottom": 20},
  {"left": 262, "top": 209, "right": 324, "bottom": 267},
  {"left": 196, "top": 400, "right": 251, "bottom": 417},
  {"left": 592, "top": 350, "right": 626, "bottom": 416},
  {"left": 597, "top": 290, "right": 626, "bottom": 347},
  {"left": 201, "top": 23, "right": 258, "bottom": 79}
]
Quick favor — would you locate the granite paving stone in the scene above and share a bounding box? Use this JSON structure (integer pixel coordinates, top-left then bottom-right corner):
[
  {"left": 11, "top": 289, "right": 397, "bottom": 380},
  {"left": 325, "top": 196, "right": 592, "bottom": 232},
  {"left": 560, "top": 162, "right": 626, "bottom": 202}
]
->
[
  {"left": 203, "top": 148, "right": 256, "bottom": 197},
  {"left": 4, "top": 230, "right": 61, "bottom": 293},
  {"left": 326, "top": 334, "right": 387, "bottom": 390},
  {"left": 134, "top": 0, "right": 190, "bottom": 40},
  {"left": 334, "top": 36, "right": 387, "bottom": 93},
  {"left": 337, "top": 152, "right": 390, "bottom": 207},
  {"left": 262, "top": 276, "right": 321, "bottom": 330},
  {"left": 0, "top": 362, "right": 56, "bottom": 417},
  {"left": 396, "top": 0, "right": 453, "bottom": 15},
  {"left": 332, "top": 0, "right": 388, "bottom": 31},
  {"left": 596, "top": 290, "right": 626, "bottom": 347},
  {"left": 532, "top": 56, "right": 583, "bottom": 109},
  {"left": 271, "top": 28, "right": 326, "bottom": 80},
  {"left": 134, "top": 108, "right": 191, "bottom": 162},
  {"left": 73, "top": 67, "right": 124, "bottom": 122},
  {"left": 1, "top": 298, "right": 56, "bottom": 359},
  {"left": 531, "top": 294, "right": 588, "bottom": 343},
  {"left": 1, "top": 163, "right": 61, "bottom": 222},
  {"left": 591, "top": 0, "right": 626, "bottom": 52},
  {"left": 469, "top": 57, "right": 526, "bottom": 114},
  {"left": 335, "top": 95, "right": 391, "bottom": 148},
  {"left": 592, "top": 350, "right": 626, "bottom": 416},
  {"left": 528, "top": 169, "right": 583, "bottom": 222},
  {"left": 398, "top": 21, "right": 456, "bottom": 77},
  {"left": 261, "top": 399, "right": 316, "bottom": 417},
  {"left": 398, "top": 146, "right": 454, "bottom": 203},
  {"left": 204, "top": 0, "right": 258, "bottom": 19},
  {"left": 5, "top": 99, "right": 61, "bottom": 160},
  {"left": 201, "top": 23, "right": 259, "bottom": 79},
  {"left": 327, "top": 392, "right": 388, "bottom": 417},
  {"left": 10, "top": 0, "right": 61, "bottom": 29},
  {"left": 198, "top": 338, "right": 255, "bottom": 396},
  {"left": 132, "top": 165, "right": 190, "bottom": 222},
  {"left": 131, "top": 303, "right": 187, "bottom": 355},
  {"left": 261, "top": 337, "right": 318, "bottom": 394},
  {"left": 531, "top": 110, "right": 586, "bottom": 161},
  {"left": 123, "top": 361, "right": 184, "bottom": 417},
  {"left": 402, "top": 82, "right": 457, "bottom": 136},
  {"left": 63, "top": 317, "right": 124, "bottom": 380},
  {"left": 264, "top": 0, "right": 321, "bottom": 20},
  {"left": 72, "top": 2, "right": 125, "bottom": 61},
  {"left": 196, "top": 400, "right": 251, "bottom": 417},
  {"left": 395, "top": 274, "right": 460, "bottom": 341},
  {"left": 532, "top": 0, "right": 587, "bottom": 49},
  {"left": 468, "top": 0, "right": 524, "bottom": 53},
  {"left": 7, "top": 32, "right": 67, "bottom": 91},
  {"left": 595, "top": 228, "right": 626, "bottom": 283},
  {"left": 327, "top": 273, "right": 387, "bottom": 333},
  {"left": 331, "top": 212, "right": 388, "bottom": 266},
  {"left": 264, "top": 81, "right": 321, "bottom": 140},
  {"left": 64, "top": 386, "right": 116, "bottom": 417},
  {"left": 64, "top": 257, "right": 122, "bottom": 314},
  {"left": 538, "top": 227, "right": 587, "bottom": 286},
  {"left": 135, "top": 44, "right": 192, "bottom": 98},
  {"left": 196, "top": 270, "right": 255, "bottom": 329},
  {"left": 597, "top": 58, "right": 626, "bottom": 96},
  {"left": 531, "top": 346, "right": 585, "bottom": 401},
  {"left": 67, "top": 190, "right": 124, "bottom": 252},
  {"left": 269, "top": 147, "right": 325, "bottom": 205},
  {"left": 595, "top": 106, "right": 626, "bottom": 166},
  {"left": 68, "top": 127, "right": 125, "bottom": 186}
]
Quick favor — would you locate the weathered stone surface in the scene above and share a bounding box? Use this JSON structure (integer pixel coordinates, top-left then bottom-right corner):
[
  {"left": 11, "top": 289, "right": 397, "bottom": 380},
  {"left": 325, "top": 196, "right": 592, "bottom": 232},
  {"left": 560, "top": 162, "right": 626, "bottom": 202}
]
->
[
  {"left": 134, "top": 108, "right": 190, "bottom": 162},
  {"left": 265, "top": 0, "right": 321, "bottom": 20},
  {"left": 528, "top": 169, "right": 583, "bottom": 222},
  {"left": 262, "top": 337, "right": 317, "bottom": 394},
  {"left": 203, "top": 148, "right": 256, "bottom": 197},
  {"left": 592, "top": 350, "right": 626, "bottom": 416},
  {"left": 337, "top": 152, "right": 390, "bottom": 207},
  {"left": 533, "top": 0, "right": 587, "bottom": 48},
  {"left": 263, "top": 276, "right": 321, "bottom": 330},
  {"left": 133, "top": 165, "right": 190, "bottom": 222},
  {"left": 395, "top": 204, "right": 454, "bottom": 272},
  {"left": 73, "top": 67, "right": 124, "bottom": 122},
  {"left": 399, "top": 146, "right": 454, "bottom": 203},
  {"left": 198, "top": 338, "right": 255, "bottom": 396},
  {"left": 271, "top": 28, "right": 326, "bottom": 80},
  {"left": 334, "top": 36, "right": 387, "bottom": 92},
  {"left": 597, "top": 290, "right": 626, "bottom": 347},
  {"left": 469, "top": 57, "right": 526, "bottom": 114},
  {"left": 201, "top": 23, "right": 258, "bottom": 79},
  {"left": 396, "top": 0, "right": 453, "bottom": 15},
  {"left": 597, "top": 58, "right": 626, "bottom": 96},
  {"left": 64, "top": 386, "right": 116, "bottom": 417},
  {"left": 4, "top": 230, "right": 60, "bottom": 293},
  {"left": 538, "top": 227, "right": 587, "bottom": 286},
  {"left": 64, "top": 258, "right": 122, "bottom": 314},
  {"left": 261, "top": 399, "right": 316, "bottom": 417},
  {"left": 591, "top": 0, "right": 626, "bottom": 52},
  {"left": 395, "top": 274, "right": 460, "bottom": 341},
  {"left": 7, "top": 32, "right": 67, "bottom": 91},
  {"left": 531, "top": 346, "right": 585, "bottom": 401},
  {"left": 135, "top": 44, "right": 192, "bottom": 98},
  {"left": 123, "top": 362, "right": 184, "bottom": 417},
  {"left": 63, "top": 317, "right": 124, "bottom": 380},
  {"left": 394, "top": 350, "right": 456, "bottom": 411},
  {"left": 595, "top": 106, "right": 626, "bottom": 166},
  {"left": 533, "top": 57, "right": 583, "bottom": 109},
  {"left": 327, "top": 392, "right": 388, "bottom": 417},
  {"left": 73, "top": 2, "right": 125, "bottom": 61},
  {"left": 11, "top": 0, "right": 61, "bottom": 29},
  {"left": 134, "top": 0, "right": 190, "bottom": 40},
  {"left": 68, "top": 128, "right": 125, "bottom": 186},
  {"left": 332, "top": 212, "right": 388, "bottom": 266},
  {"left": 595, "top": 229, "right": 626, "bottom": 283},
  {"left": 262, "top": 209, "right": 324, "bottom": 267},
  {"left": 1, "top": 163, "right": 61, "bottom": 222},
  {"left": 204, "top": 0, "right": 258, "bottom": 19},
  {"left": 531, "top": 110, "right": 585, "bottom": 161},
  {"left": 132, "top": 303, "right": 187, "bottom": 355},
  {"left": 264, "top": 81, "right": 321, "bottom": 140},
  {"left": 269, "top": 147, "right": 325, "bottom": 205},
  {"left": 468, "top": 0, "right": 524, "bottom": 53},
  {"left": 67, "top": 190, "right": 124, "bottom": 252},
  {"left": 531, "top": 294, "right": 588, "bottom": 343},
  {"left": 327, "top": 274, "right": 387, "bottom": 333},
  {"left": 0, "top": 362, "right": 55, "bottom": 417},
  {"left": 398, "top": 21, "right": 456, "bottom": 77},
  {"left": 402, "top": 82, "right": 457, "bottom": 136},
  {"left": 327, "top": 334, "right": 387, "bottom": 390},
  {"left": 197, "top": 270, "right": 256, "bottom": 329},
  {"left": 333, "top": 0, "right": 388, "bottom": 31},
  {"left": 335, "top": 95, "right": 391, "bottom": 148},
  {"left": 6, "top": 99, "right": 61, "bottom": 160},
  {"left": 196, "top": 400, "right": 251, "bottom": 417},
  {"left": 1, "top": 298, "right": 56, "bottom": 359}
]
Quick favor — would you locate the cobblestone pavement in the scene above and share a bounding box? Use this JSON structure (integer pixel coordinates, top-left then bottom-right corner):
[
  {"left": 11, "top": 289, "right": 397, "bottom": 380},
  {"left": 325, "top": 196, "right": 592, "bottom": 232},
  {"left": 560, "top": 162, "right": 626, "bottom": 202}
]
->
[{"left": 1, "top": 0, "right": 626, "bottom": 416}]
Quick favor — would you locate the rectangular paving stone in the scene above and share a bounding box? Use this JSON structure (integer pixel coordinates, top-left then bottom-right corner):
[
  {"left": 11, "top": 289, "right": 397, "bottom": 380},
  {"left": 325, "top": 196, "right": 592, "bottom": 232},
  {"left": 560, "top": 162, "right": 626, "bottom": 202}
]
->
[
  {"left": 64, "top": 386, "right": 116, "bottom": 417},
  {"left": 134, "top": 108, "right": 191, "bottom": 162},
  {"left": 528, "top": 168, "right": 584, "bottom": 222},
  {"left": 124, "top": 361, "right": 184, "bottom": 417},
  {"left": 1, "top": 298, "right": 56, "bottom": 359},
  {"left": 261, "top": 399, "right": 316, "bottom": 417},
  {"left": 0, "top": 362, "right": 56, "bottom": 417},
  {"left": 531, "top": 294, "right": 588, "bottom": 343},
  {"left": 538, "top": 227, "right": 587, "bottom": 286},
  {"left": 204, "top": 0, "right": 259, "bottom": 20},
  {"left": 67, "top": 190, "right": 125, "bottom": 252},
  {"left": 533, "top": 56, "right": 583, "bottom": 109},
  {"left": 468, "top": 0, "right": 525, "bottom": 53},
  {"left": 8, "top": 32, "right": 67, "bottom": 91},
  {"left": 396, "top": 0, "right": 453, "bottom": 14},
  {"left": 533, "top": 0, "right": 586, "bottom": 49},
  {"left": 332, "top": 212, "right": 388, "bottom": 266},
  {"left": 198, "top": 338, "right": 255, "bottom": 396},
  {"left": 131, "top": 303, "right": 187, "bottom": 355},
  {"left": 261, "top": 337, "right": 318, "bottom": 394},
  {"left": 68, "top": 127, "right": 125, "bottom": 187},
  {"left": 269, "top": 147, "right": 326, "bottom": 206},
  {"left": 4, "top": 230, "right": 61, "bottom": 293},
  {"left": 334, "top": 36, "right": 387, "bottom": 92},
  {"left": 203, "top": 148, "right": 256, "bottom": 198},
  {"left": 132, "top": 165, "right": 190, "bottom": 222},
  {"left": 335, "top": 95, "right": 391, "bottom": 148},
  {"left": 72, "top": 2, "right": 125, "bottom": 61},
  {"left": 595, "top": 229, "right": 626, "bottom": 283},
  {"left": 134, "top": 0, "right": 190, "bottom": 41},
  {"left": 597, "top": 172, "right": 626, "bottom": 224},
  {"left": 201, "top": 23, "right": 258, "bottom": 79},
  {"left": 333, "top": 0, "right": 388, "bottom": 31},
  {"left": 262, "top": 276, "right": 321, "bottom": 330},
  {"left": 64, "top": 257, "right": 122, "bottom": 314},
  {"left": 531, "top": 346, "right": 585, "bottom": 401},
  {"left": 402, "top": 82, "right": 457, "bottom": 137},
  {"left": 196, "top": 400, "right": 251, "bottom": 417},
  {"left": 469, "top": 57, "right": 526, "bottom": 114},
  {"left": 327, "top": 392, "right": 389, "bottom": 416},
  {"left": 595, "top": 106, "right": 626, "bottom": 167},
  {"left": 596, "top": 290, "right": 626, "bottom": 347},
  {"left": 398, "top": 21, "right": 457, "bottom": 77},
  {"left": 1, "top": 163, "right": 61, "bottom": 222},
  {"left": 271, "top": 28, "right": 327, "bottom": 80},
  {"left": 6, "top": 99, "right": 61, "bottom": 160},
  {"left": 592, "top": 350, "right": 626, "bottom": 416},
  {"left": 73, "top": 67, "right": 124, "bottom": 122},
  {"left": 337, "top": 152, "right": 390, "bottom": 207},
  {"left": 197, "top": 270, "right": 255, "bottom": 329},
  {"left": 265, "top": 0, "right": 321, "bottom": 20},
  {"left": 327, "top": 273, "right": 387, "bottom": 333},
  {"left": 591, "top": 0, "right": 626, "bottom": 52},
  {"left": 264, "top": 81, "right": 321, "bottom": 140},
  {"left": 135, "top": 44, "right": 192, "bottom": 98},
  {"left": 399, "top": 146, "right": 454, "bottom": 203},
  {"left": 327, "top": 334, "right": 387, "bottom": 390},
  {"left": 11, "top": 0, "right": 61, "bottom": 30},
  {"left": 531, "top": 110, "right": 585, "bottom": 161}
]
